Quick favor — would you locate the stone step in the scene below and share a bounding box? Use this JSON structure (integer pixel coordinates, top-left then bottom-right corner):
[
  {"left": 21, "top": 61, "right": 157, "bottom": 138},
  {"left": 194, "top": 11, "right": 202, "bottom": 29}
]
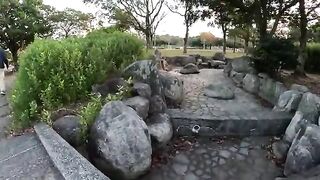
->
[
  {"left": 168, "top": 109, "right": 293, "bottom": 137},
  {"left": 34, "top": 123, "right": 109, "bottom": 180}
]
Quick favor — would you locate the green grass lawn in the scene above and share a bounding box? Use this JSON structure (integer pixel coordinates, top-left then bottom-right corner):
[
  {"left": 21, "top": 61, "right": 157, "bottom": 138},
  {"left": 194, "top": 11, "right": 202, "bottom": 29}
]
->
[{"left": 158, "top": 49, "right": 244, "bottom": 58}]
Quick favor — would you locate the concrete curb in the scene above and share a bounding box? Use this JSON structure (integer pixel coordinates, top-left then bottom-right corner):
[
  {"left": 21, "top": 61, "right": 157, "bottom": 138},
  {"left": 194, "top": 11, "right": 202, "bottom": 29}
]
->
[{"left": 34, "top": 123, "right": 109, "bottom": 180}]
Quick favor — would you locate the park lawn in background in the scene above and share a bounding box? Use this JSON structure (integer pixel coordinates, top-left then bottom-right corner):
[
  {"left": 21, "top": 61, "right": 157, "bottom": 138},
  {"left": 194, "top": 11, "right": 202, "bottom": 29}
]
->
[{"left": 159, "top": 49, "right": 244, "bottom": 58}]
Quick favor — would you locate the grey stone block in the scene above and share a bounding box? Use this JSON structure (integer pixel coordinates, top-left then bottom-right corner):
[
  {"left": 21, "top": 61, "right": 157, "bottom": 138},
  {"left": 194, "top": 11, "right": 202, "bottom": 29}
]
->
[{"left": 34, "top": 123, "right": 109, "bottom": 180}]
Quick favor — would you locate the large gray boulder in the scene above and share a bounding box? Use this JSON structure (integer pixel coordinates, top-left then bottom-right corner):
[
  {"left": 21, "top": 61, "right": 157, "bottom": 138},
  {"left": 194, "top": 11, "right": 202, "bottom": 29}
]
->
[
  {"left": 92, "top": 77, "right": 126, "bottom": 96},
  {"left": 212, "top": 52, "right": 225, "bottom": 61},
  {"left": 223, "top": 62, "right": 232, "bottom": 76},
  {"left": 259, "top": 76, "right": 287, "bottom": 104},
  {"left": 132, "top": 82, "right": 151, "bottom": 99},
  {"left": 272, "top": 140, "right": 290, "bottom": 160},
  {"left": 204, "top": 84, "right": 234, "bottom": 100},
  {"left": 243, "top": 74, "right": 260, "bottom": 93},
  {"left": 230, "top": 70, "right": 246, "bottom": 86},
  {"left": 124, "top": 96, "right": 150, "bottom": 120},
  {"left": 284, "top": 125, "right": 320, "bottom": 176},
  {"left": 147, "top": 113, "right": 173, "bottom": 148},
  {"left": 53, "top": 115, "right": 81, "bottom": 147},
  {"left": 180, "top": 63, "right": 200, "bottom": 74},
  {"left": 159, "top": 71, "right": 184, "bottom": 106},
  {"left": 89, "top": 101, "right": 152, "bottom": 180},
  {"left": 231, "top": 57, "right": 253, "bottom": 73},
  {"left": 273, "top": 90, "right": 302, "bottom": 113},
  {"left": 290, "top": 84, "right": 309, "bottom": 93},
  {"left": 123, "top": 60, "right": 163, "bottom": 96},
  {"left": 165, "top": 56, "right": 197, "bottom": 66},
  {"left": 284, "top": 111, "right": 307, "bottom": 143},
  {"left": 296, "top": 92, "right": 320, "bottom": 122},
  {"left": 149, "top": 95, "right": 167, "bottom": 115}
]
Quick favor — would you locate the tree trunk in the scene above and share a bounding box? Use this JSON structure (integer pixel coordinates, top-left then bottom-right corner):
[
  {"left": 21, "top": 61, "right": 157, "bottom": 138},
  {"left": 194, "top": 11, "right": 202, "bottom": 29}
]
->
[
  {"left": 244, "top": 38, "right": 249, "bottom": 55},
  {"left": 146, "top": 33, "right": 152, "bottom": 49},
  {"left": 295, "top": 0, "right": 307, "bottom": 76},
  {"left": 183, "top": 24, "right": 189, "bottom": 54},
  {"left": 222, "top": 28, "right": 227, "bottom": 54},
  {"left": 233, "top": 36, "right": 236, "bottom": 53}
]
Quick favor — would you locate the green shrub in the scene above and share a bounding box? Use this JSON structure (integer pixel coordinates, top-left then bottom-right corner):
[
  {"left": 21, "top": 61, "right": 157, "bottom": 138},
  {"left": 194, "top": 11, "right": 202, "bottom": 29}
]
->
[
  {"left": 305, "top": 43, "right": 320, "bottom": 73},
  {"left": 11, "top": 32, "right": 144, "bottom": 129},
  {"left": 251, "top": 37, "right": 298, "bottom": 77}
]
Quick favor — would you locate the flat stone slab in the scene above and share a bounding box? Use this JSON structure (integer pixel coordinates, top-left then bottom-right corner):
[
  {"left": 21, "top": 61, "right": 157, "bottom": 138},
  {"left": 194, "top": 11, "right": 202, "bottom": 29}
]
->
[
  {"left": 141, "top": 137, "right": 282, "bottom": 180},
  {"left": 168, "top": 69, "right": 293, "bottom": 136},
  {"left": 35, "top": 123, "right": 109, "bottom": 180},
  {"left": 168, "top": 109, "right": 293, "bottom": 136},
  {"left": 0, "top": 133, "right": 62, "bottom": 179}
]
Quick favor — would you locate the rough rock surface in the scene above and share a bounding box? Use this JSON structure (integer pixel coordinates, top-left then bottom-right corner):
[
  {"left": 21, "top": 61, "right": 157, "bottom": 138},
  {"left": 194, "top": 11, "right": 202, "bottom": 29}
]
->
[
  {"left": 159, "top": 71, "right": 184, "bottom": 106},
  {"left": 132, "top": 82, "right": 152, "bottom": 99},
  {"left": 212, "top": 52, "right": 225, "bottom": 61},
  {"left": 204, "top": 84, "right": 234, "bottom": 100},
  {"left": 273, "top": 90, "right": 302, "bottom": 113},
  {"left": 149, "top": 95, "right": 167, "bottom": 115},
  {"left": 272, "top": 141, "right": 290, "bottom": 160},
  {"left": 284, "top": 125, "right": 320, "bottom": 176},
  {"left": 284, "top": 111, "right": 306, "bottom": 143},
  {"left": 89, "top": 101, "right": 152, "bottom": 180},
  {"left": 209, "top": 60, "right": 225, "bottom": 69},
  {"left": 223, "top": 62, "right": 232, "bottom": 76},
  {"left": 290, "top": 84, "right": 309, "bottom": 93},
  {"left": 124, "top": 96, "right": 150, "bottom": 120},
  {"left": 147, "top": 113, "right": 173, "bottom": 148},
  {"left": 165, "top": 56, "right": 197, "bottom": 66},
  {"left": 92, "top": 77, "right": 125, "bottom": 96},
  {"left": 230, "top": 70, "right": 246, "bottom": 86},
  {"left": 243, "top": 74, "right": 260, "bottom": 93},
  {"left": 231, "top": 57, "right": 253, "bottom": 73},
  {"left": 180, "top": 63, "right": 200, "bottom": 74},
  {"left": 123, "top": 60, "right": 163, "bottom": 96},
  {"left": 52, "top": 115, "right": 81, "bottom": 147},
  {"left": 296, "top": 92, "right": 320, "bottom": 122}
]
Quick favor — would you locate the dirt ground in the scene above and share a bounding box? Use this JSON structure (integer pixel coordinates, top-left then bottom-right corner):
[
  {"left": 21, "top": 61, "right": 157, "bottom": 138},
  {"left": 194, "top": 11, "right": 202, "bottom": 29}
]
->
[{"left": 280, "top": 70, "right": 320, "bottom": 95}]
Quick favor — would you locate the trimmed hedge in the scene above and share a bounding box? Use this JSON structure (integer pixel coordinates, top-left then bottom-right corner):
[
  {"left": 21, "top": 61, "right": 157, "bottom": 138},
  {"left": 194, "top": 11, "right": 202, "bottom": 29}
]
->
[
  {"left": 11, "top": 31, "right": 144, "bottom": 128},
  {"left": 305, "top": 43, "right": 320, "bottom": 73}
]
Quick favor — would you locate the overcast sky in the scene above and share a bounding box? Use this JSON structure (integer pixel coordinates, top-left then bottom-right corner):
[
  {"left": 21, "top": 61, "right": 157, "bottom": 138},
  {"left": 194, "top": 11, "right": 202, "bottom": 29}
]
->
[{"left": 43, "top": 0, "right": 223, "bottom": 38}]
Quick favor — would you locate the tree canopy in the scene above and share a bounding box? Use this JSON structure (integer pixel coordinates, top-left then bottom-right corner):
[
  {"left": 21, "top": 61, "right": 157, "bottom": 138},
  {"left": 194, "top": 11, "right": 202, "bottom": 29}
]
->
[
  {"left": 0, "top": 0, "right": 51, "bottom": 63},
  {"left": 84, "top": 0, "right": 166, "bottom": 48}
]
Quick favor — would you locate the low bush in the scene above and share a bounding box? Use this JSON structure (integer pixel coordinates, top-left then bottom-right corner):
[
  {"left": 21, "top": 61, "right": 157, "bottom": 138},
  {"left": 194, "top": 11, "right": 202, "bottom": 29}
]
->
[
  {"left": 251, "top": 37, "right": 298, "bottom": 77},
  {"left": 305, "top": 43, "right": 320, "bottom": 73},
  {"left": 11, "top": 31, "right": 143, "bottom": 129}
]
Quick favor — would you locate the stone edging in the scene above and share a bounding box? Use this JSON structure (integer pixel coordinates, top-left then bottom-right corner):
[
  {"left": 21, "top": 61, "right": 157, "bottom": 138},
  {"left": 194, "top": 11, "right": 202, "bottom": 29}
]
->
[{"left": 34, "top": 123, "right": 109, "bottom": 180}]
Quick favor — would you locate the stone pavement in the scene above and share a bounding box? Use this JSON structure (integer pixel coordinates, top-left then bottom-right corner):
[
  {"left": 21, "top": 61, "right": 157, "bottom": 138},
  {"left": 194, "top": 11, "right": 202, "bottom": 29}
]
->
[
  {"left": 167, "top": 69, "right": 292, "bottom": 136},
  {"left": 142, "top": 137, "right": 282, "bottom": 180},
  {"left": 0, "top": 133, "right": 62, "bottom": 179},
  {"left": 0, "top": 73, "right": 16, "bottom": 139}
]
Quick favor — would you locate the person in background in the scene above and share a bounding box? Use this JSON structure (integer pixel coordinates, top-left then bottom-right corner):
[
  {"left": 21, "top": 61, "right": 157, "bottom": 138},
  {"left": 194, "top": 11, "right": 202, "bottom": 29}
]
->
[{"left": 0, "top": 48, "right": 8, "bottom": 95}]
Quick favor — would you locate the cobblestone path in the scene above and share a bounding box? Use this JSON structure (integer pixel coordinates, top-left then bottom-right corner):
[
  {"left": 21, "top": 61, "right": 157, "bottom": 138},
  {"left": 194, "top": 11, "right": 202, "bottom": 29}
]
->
[{"left": 142, "top": 137, "right": 282, "bottom": 180}]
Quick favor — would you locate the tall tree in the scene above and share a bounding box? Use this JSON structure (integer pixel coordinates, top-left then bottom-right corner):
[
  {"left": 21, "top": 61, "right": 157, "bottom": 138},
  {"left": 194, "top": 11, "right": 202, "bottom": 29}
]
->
[
  {"left": 223, "top": 0, "right": 299, "bottom": 40},
  {"left": 84, "top": 0, "right": 166, "bottom": 49},
  {"left": 166, "top": 0, "right": 200, "bottom": 53},
  {"left": 0, "top": 0, "right": 51, "bottom": 64},
  {"left": 203, "top": 1, "right": 233, "bottom": 54},
  {"left": 294, "top": 0, "right": 320, "bottom": 75},
  {"left": 50, "top": 8, "right": 93, "bottom": 38}
]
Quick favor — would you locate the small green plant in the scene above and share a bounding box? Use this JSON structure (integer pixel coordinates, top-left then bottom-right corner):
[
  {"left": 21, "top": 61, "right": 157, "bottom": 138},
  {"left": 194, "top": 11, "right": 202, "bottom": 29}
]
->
[
  {"left": 79, "top": 77, "right": 133, "bottom": 141},
  {"left": 79, "top": 95, "right": 103, "bottom": 141}
]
